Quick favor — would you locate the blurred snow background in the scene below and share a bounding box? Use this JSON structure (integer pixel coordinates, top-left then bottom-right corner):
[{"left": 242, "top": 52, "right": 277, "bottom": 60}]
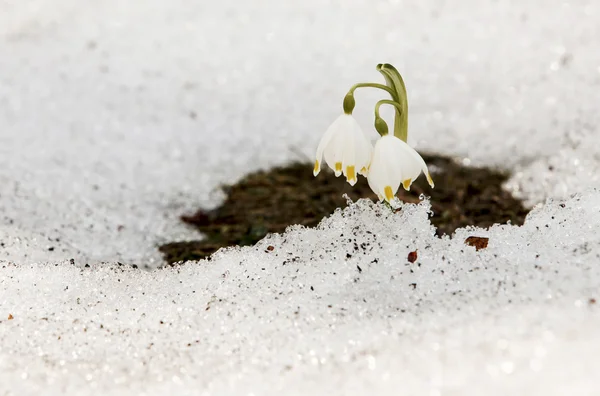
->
[{"left": 1, "top": 0, "right": 600, "bottom": 394}]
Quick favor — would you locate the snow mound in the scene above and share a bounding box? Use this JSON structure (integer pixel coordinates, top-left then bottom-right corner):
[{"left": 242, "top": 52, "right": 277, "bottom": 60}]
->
[
  {"left": 1, "top": 0, "right": 599, "bottom": 265},
  {"left": 2, "top": 190, "right": 600, "bottom": 395},
  {"left": 507, "top": 125, "right": 600, "bottom": 206}
]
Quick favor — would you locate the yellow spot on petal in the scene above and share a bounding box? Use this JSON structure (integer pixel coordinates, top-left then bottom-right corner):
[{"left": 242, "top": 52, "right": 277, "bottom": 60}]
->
[
  {"left": 426, "top": 173, "right": 435, "bottom": 188},
  {"left": 384, "top": 186, "right": 394, "bottom": 202},
  {"left": 403, "top": 179, "right": 412, "bottom": 191},
  {"left": 335, "top": 162, "right": 342, "bottom": 172},
  {"left": 346, "top": 166, "right": 356, "bottom": 182},
  {"left": 360, "top": 166, "right": 367, "bottom": 174},
  {"left": 313, "top": 160, "right": 320, "bottom": 176}
]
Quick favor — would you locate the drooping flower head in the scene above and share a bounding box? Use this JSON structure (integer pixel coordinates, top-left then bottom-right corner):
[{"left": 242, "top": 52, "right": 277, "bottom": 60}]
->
[
  {"left": 312, "top": 63, "right": 434, "bottom": 203},
  {"left": 367, "top": 134, "right": 434, "bottom": 202},
  {"left": 313, "top": 114, "right": 372, "bottom": 186}
]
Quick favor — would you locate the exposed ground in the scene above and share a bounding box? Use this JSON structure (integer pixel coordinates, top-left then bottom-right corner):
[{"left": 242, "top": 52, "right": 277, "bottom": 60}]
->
[{"left": 160, "top": 154, "right": 529, "bottom": 264}]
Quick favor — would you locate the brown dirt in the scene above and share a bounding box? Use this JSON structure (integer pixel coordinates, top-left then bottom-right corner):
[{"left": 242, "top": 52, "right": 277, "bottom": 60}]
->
[{"left": 159, "top": 154, "right": 529, "bottom": 265}]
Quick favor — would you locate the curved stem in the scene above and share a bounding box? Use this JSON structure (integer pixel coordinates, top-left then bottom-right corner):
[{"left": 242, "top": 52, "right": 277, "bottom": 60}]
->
[
  {"left": 348, "top": 82, "right": 395, "bottom": 96},
  {"left": 375, "top": 99, "right": 408, "bottom": 142},
  {"left": 375, "top": 99, "right": 403, "bottom": 118},
  {"left": 374, "top": 100, "right": 407, "bottom": 141}
]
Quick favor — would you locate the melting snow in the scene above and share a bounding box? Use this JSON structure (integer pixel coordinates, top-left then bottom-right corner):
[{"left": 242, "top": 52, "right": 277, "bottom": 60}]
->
[{"left": 1, "top": 0, "right": 600, "bottom": 394}]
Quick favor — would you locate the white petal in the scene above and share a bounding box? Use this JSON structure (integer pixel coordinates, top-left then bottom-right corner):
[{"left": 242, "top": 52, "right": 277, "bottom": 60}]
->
[
  {"left": 408, "top": 145, "right": 434, "bottom": 187},
  {"left": 343, "top": 122, "right": 372, "bottom": 183},
  {"left": 368, "top": 136, "right": 401, "bottom": 202},
  {"left": 380, "top": 137, "right": 404, "bottom": 200},
  {"left": 367, "top": 155, "right": 385, "bottom": 200},
  {"left": 315, "top": 114, "right": 374, "bottom": 183},
  {"left": 314, "top": 115, "right": 341, "bottom": 176},
  {"left": 390, "top": 140, "right": 421, "bottom": 188},
  {"left": 323, "top": 116, "right": 351, "bottom": 176},
  {"left": 366, "top": 138, "right": 383, "bottom": 196},
  {"left": 388, "top": 136, "right": 434, "bottom": 189},
  {"left": 367, "top": 134, "right": 433, "bottom": 200},
  {"left": 341, "top": 131, "right": 356, "bottom": 184},
  {"left": 401, "top": 139, "right": 434, "bottom": 187}
]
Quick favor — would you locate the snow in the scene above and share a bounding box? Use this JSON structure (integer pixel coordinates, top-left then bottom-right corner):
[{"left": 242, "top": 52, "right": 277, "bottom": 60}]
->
[
  {"left": 3, "top": 195, "right": 600, "bottom": 395},
  {"left": 1, "top": 0, "right": 600, "bottom": 394}
]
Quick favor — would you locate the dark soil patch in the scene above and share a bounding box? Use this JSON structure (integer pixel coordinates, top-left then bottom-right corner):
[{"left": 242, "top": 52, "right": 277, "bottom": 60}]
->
[{"left": 159, "top": 154, "right": 530, "bottom": 265}]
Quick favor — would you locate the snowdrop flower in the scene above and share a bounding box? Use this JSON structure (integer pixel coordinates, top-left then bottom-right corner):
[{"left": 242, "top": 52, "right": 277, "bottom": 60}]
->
[
  {"left": 313, "top": 112, "right": 373, "bottom": 186},
  {"left": 367, "top": 134, "right": 434, "bottom": 203},
  {"left": 313, "top": 62, "right": 434, "bottom": 202}
]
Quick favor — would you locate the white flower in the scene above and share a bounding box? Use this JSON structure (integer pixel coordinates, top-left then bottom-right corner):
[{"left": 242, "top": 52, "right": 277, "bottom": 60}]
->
[
  {"left": 313, "top": 114, "right": 373, "bottom": 186},
  {"left": 367, "top": 134, "right": 434, "bottom": 202}
]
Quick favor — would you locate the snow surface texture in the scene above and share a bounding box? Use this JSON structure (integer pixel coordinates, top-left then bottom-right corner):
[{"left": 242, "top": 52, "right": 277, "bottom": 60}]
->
[
  {"left": 1, "top": 0, "right": 600, "bottom": 395},
  {"left": 3, "top": 195, "right": 600, "bottom": 395}
]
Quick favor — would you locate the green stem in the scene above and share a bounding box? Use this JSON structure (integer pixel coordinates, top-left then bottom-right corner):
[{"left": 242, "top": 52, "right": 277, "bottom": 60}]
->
[
  {"left": 376, "top": 64, "right": 409, "bottom": 142},
  {"left": 348, "top": 82, "right": 395, "bottom": 96},
  {"left": 375, "top": 100, "right": 404, "bottom": 118},
  {"left": 343, "top": 82, "right": 396, "bottom": 114},
  {"left": 374, "top": 100, "right": 406, "bottom": 140}
]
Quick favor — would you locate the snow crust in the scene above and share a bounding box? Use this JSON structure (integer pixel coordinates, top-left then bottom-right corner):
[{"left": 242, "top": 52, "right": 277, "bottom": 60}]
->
[
  {"left": 2, "top": 193, "right": 600, "bottom": 395},
  {"left": 1, "top": 0, "right": 600, "bottom": 394}
]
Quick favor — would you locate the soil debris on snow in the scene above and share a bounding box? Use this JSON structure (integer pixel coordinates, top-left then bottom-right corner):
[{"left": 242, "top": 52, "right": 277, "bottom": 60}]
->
[{"left": 464, "top": 236, "right": 490, "bottom": 251}]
